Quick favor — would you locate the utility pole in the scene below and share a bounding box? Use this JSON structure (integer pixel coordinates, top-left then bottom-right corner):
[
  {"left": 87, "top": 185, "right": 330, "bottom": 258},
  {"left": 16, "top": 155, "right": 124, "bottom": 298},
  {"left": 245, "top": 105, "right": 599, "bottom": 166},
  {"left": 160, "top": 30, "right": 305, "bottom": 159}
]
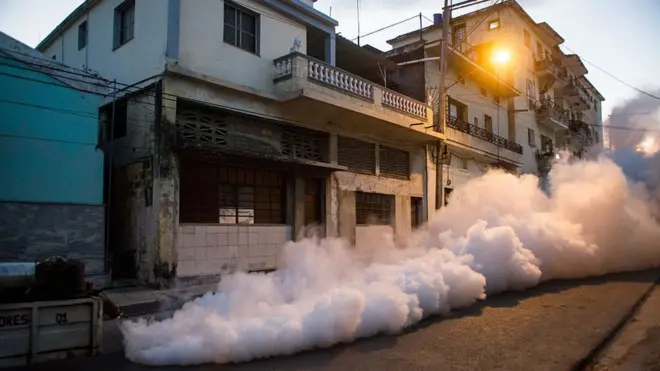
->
[{"left": 435, "top": 0, "right": 451, "bottom": 210}]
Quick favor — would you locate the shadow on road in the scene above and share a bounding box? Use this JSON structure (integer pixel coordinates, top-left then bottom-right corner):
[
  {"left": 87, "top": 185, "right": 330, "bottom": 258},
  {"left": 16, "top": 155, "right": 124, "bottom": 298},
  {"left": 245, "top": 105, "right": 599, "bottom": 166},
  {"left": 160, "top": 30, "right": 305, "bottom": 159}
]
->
[{"left": 8, "top": 269, "right": 660, "bottom": 371}]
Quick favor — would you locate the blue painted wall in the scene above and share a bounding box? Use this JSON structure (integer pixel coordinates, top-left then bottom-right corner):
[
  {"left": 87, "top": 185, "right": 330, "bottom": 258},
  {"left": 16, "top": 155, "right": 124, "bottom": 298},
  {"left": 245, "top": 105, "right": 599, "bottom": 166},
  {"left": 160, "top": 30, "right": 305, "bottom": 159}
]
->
[{"left": 0, "top": 58, "right": 104, "bottom": 205}]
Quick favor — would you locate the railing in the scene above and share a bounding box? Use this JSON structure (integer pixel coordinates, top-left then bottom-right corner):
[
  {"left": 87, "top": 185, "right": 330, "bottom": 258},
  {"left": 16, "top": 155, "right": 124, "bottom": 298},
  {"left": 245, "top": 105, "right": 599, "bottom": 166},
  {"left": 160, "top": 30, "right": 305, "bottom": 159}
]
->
[
  {"left": 274, "top": 52, "right": 429, "bottom": 119},
  {"left": 446, "top": 116, "right": 523, "bottom": 154},
  {"left": 536, "top": 96, "right": 569, "bottom": 124},
  {"left": 382, "top": 89, "right": 427, "bottom": 119}
]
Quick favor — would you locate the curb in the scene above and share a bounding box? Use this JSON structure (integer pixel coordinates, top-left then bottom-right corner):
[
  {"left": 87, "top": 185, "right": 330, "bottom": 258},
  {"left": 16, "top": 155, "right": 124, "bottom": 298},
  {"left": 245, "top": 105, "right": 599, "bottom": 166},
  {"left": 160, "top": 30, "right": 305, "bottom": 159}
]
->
[{"left": 571, "top": 278, "right": 660, "bottom": 371}]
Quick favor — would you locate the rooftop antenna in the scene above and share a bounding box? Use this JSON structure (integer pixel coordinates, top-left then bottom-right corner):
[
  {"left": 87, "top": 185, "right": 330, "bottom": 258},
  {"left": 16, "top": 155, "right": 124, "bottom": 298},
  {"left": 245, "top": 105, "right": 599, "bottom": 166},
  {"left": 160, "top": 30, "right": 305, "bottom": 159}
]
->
[
  {"left": 356, "top": 0, "right": 361, "bottom": 46},
  {"left": 329, "top": 6, "right": 332, "bottom": 18}
]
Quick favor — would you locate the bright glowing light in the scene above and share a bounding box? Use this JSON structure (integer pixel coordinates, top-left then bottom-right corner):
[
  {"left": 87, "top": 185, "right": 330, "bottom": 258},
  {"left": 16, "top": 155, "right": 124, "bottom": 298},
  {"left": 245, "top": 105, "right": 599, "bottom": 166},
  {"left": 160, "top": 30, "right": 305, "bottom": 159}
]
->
[
  {"left": 637, "top": 135, "right": 658, "bottom": 155},
  {"left": 492, "top": 50, "right": 511, "bottom": 66}
]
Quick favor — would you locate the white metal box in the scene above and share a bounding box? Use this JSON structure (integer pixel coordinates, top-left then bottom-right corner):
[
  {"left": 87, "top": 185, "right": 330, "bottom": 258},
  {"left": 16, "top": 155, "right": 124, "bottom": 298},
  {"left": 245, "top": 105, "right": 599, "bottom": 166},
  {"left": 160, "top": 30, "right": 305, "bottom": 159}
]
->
[{"left": 0, "top": 297, "right": 102, "bottom": 368}]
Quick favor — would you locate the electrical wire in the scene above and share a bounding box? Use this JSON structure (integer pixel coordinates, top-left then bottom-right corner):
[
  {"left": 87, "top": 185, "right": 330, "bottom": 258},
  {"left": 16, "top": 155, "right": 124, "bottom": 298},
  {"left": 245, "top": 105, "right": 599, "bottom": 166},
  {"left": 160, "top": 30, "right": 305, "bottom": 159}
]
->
[{"left": 560, "top": 44, "right": 660, "bottom": 102}]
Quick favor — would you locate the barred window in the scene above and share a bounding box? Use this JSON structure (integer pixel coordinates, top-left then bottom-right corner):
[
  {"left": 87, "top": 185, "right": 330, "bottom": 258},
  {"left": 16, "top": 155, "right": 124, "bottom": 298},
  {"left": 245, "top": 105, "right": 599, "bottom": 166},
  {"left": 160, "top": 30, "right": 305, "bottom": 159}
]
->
[
  {"left": 180, "top": 160, "right": 285, "bottom": 224},
  {"left": 338, "top": 136, "right": 376, "bottom": 175},
  {"left": 379, "top": 145, "right": 410, "bottom": 180},
  {"left": 411, "top": 197, "right": 423, "bottom": 228},
  {"left": 355, "top": 192, "right": 393, "bottom": 225}
]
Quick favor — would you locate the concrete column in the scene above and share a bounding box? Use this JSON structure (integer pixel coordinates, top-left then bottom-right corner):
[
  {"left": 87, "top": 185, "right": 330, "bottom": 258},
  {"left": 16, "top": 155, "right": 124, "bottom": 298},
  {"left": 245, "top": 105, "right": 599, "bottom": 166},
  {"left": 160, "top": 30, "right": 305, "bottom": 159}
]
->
[
  {"left": 325, "top": 174, "right": 339, "bottom": 238},
  {"left": 153, "top": 81, "right": 178, "bottom": 288},
  {"left": 292, "top": 175, "right": 306, "bottom": 240},
  {"left": 337, "top": 189, "right": 356, "bottom": 245},
  {"left": 395, "top": 195, "right": 412, "bottom": 239},
  {"left": 324, "top": 32, "right": 336, "bottom": 66},
  {"left": 329, "top": 133, "right": 338, "bottom": 165},
  {"left": 426, "top": 145, "right": 437, "bottom": 222}
]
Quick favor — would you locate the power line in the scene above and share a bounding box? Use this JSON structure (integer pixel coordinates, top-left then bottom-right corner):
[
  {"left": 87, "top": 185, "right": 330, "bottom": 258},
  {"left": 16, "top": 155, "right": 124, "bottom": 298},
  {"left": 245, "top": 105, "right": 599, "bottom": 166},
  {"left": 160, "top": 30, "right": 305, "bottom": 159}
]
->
[
  {"left": 349, "top": 14, "right": 424, "bottom": 42},
  {"left": 561, "top": 44, "right": 660, "bottom": 102}
]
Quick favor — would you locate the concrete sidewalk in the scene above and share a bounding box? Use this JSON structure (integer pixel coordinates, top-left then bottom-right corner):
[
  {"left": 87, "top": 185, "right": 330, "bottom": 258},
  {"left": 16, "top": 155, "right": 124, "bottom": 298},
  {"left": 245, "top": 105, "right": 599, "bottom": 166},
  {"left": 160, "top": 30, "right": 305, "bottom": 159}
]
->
[
  {"left": 103, "top": 282, "right": 218, "bottom": 317},
  {"left": 589, "top": 283, "right": 660, "bottom": 371}
]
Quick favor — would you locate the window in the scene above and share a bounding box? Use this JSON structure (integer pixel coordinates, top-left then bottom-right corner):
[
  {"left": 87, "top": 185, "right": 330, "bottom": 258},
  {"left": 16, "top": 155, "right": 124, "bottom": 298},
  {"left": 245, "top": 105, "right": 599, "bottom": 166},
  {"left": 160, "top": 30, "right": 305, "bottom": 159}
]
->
[
  {"left": 444, "top": 187, "right": 453, "bottom": 206},
  {"left": 541, "top": 135, "right": 553, "bottom": 151},
  {"left": 493, "top": 95, "right": 500, "bottom": 105},
  {"left": 100, "top": 99, "right": 128, "bottom": 141},
  {"left": 488, "top": 19, "right": 500, "bottom": 30},
  {"left": 480, "top": 86, "right": 488, "bottom": 97},
  {"left": 524, "top": 29, "right": 530, "bottom": 48},
  {"left": 594, "top": 130, "right": 600, "bottom": 144},
  {"left": 379, "top": 145, "right": 410, "bottom": 180},
  {"left": 474, "top": 117, "right": 479, "bottom": 127},
  {"left": 456, "top": 71, "right": 465, "bottom": 85},
  {"left": 528, "top": 128, "right": 536, "bottom": 147},
  {"left": 455, "top": 156, "right": 468, "bottom": 171},
  {"left": 338, "top": 136, "right": 376, "bottom": 174},
  {"left": 537, "top": 42, "right": 543, "bottom": 59},
  {"left": 78, "top": 21, "right": 87, "bottom": 50},
  {"left": 484, "top": 114, "right": 493, "bottom": 133},
  {"left": 180, "top": 162, "right": 286, "bottom": 224},
  {"left": 113, "top": 0, "right": 135, "bottom": 49},
  {"left": 526, "top": 78, "right": 535, "bottom": 108},
  {"left": 224, "top": 1, "right": 259, "bottom": 54},
  {"left": 453, "top": 24, "right": 466, "bottom": 48},
  {"left": 356, "top": 192, "right": 393, "bottom": 225},
  {"left": 411, "top": 197, "right": 423, "bottom": 228}
]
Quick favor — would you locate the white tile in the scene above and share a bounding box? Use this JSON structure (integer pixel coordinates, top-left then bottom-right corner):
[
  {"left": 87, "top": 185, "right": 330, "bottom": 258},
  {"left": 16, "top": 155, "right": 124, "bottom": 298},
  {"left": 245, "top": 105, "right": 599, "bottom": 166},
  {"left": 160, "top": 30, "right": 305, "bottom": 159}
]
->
[
  {"left": 217, "top": 246, "right": 231, "bottom": 259},
  {"left": 238, "top": 233, "right": 249, "bottom": 246},
  {"left": 181, "top": 225, "right": 196, "bottom": 234},
  {"left": 248, "top": 257, "right": 267, "bottom": 271},
  {"left": 194, "top": 226, "right": 207, "bottom": 234},
  {"left": 248, "top": 232, "right": 258, "bottom": 245},
  {"left": 228, "top": 233, "right": 238, "bottom": 246},
  {"left": 263, "top": 255, "right": 277, "bottom": 269},
  {"left": 206, "top": 233, "right": 217, "bottom": 247},
  {"left": 193, "top": 261, "right": 206, "bottom": 275},
  {"left": 207, "top": 247, "right": 221, "bottom": 260},
  {"left": 202, "top": 260, "right": 222, "bottom": 275},
  {"left": 258, "top": 231, "right": 271, "bottom": 244},
  {"left": 236, "top": 257, "right": 250, "bottom": 271},
  {"left": 239, "top": 246, "right": 250, "bottom": 258},
  {"left": 194, "top": 233, "right": 207, "bottom": 247},
  {"left": 194, "top": 247, "right": 206, "bottom": 261},
  {"left": 248, "top": 244, "right": 261, "bottom": 258},
  {"left": 220, "top": 258, "right": 239, "bottom": 273},
  {"left": 182, "top": 234, "right": 196, "bottom": 248},
  {"left": 178, "top": 247, "right": 195, "bottom": 262},
  {"left": 228, "top": 245, "right": 239, "bottom": 259},
  {"left": 177, "top": 261, "right": 195, "bottom": 277},
  {"left": 217, "top": 233, "right": 228, "bottom": 246}
]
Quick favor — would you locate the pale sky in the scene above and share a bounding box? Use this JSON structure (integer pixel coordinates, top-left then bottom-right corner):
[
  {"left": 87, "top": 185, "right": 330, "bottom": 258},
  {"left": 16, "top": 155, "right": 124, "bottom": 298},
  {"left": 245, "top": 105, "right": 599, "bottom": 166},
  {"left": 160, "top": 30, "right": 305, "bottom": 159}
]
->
[{"left": 1, "top": 0, "right": 658, "bottom": 118}]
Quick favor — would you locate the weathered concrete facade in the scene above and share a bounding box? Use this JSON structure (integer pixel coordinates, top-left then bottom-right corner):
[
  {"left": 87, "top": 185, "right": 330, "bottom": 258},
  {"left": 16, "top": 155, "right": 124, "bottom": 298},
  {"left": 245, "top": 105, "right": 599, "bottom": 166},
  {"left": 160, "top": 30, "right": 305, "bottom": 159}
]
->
[{"left": 0, "top": 202, "right": 105, "bottom": 274}]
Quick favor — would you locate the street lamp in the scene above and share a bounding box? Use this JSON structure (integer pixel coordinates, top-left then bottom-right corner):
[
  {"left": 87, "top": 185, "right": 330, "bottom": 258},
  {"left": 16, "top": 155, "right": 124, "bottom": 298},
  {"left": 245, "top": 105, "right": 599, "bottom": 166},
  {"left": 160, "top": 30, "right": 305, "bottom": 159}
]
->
[{"left": 491, "top": 49, "right": 511, "bottom": 67}]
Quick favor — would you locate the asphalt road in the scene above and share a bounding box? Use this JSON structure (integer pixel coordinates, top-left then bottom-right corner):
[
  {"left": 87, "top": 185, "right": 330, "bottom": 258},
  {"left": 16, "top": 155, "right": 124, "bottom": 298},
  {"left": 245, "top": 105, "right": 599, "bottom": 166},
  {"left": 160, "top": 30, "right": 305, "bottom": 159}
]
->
[{"left": 10, "top": 270, "right": 660, "bottom": 371}]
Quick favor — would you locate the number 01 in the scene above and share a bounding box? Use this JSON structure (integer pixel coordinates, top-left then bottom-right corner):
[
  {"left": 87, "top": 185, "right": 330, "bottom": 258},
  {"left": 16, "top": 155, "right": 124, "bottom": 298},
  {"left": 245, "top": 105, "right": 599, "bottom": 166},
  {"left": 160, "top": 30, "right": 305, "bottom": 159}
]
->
[{"left": 55, "top": 313, "right": 68, "bottom": 324}]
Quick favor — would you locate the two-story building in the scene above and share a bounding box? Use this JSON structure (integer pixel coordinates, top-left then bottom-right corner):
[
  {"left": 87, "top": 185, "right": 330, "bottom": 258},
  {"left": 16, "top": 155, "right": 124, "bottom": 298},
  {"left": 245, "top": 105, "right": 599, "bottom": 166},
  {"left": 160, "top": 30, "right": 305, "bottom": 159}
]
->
[
  {"left": 37, "top": 0, "right": 442, "bottom": 287},
  {"left": 0, "top": 31, "right": 109, "bottom": 283},
  {"left": 386, "top": 0, "right": 604, "bottom": 193}
]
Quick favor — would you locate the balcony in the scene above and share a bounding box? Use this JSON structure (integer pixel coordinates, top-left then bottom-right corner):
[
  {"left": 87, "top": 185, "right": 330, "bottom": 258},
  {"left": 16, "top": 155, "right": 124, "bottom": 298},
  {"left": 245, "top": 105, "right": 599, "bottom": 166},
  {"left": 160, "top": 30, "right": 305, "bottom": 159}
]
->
[
  {"left": 273, "top": 52, "right": 434, "bottom": 137},
  {"left": 446, "top": 116, "right": 523, "bottom": 165},
  {"left": 534, "top": 58, "right": 567, "bottom": 90},
  {"left": 562, "top": 81, "right": 591, "bottom": 111},
  {"left": 535, "top": 97, "right": 569, "bottom": 131}
]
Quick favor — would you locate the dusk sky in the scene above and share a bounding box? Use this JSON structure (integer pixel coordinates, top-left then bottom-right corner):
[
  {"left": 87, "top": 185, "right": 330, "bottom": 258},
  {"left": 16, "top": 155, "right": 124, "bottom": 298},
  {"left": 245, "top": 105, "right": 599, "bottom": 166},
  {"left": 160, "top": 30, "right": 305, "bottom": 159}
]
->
[{"left": 1, "top": 0, "right": 658, "bottom": 118}]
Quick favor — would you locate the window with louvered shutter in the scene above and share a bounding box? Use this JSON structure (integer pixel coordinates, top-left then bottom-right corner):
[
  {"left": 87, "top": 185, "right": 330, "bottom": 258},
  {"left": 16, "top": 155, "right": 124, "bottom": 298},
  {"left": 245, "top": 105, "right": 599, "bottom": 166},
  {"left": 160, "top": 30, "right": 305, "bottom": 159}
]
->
[
  {"left": 337, "top": 136, "right": 376, "bottom": 174},
  {"left": 379, "top": 145, "right": 410, "bottom": 180}
]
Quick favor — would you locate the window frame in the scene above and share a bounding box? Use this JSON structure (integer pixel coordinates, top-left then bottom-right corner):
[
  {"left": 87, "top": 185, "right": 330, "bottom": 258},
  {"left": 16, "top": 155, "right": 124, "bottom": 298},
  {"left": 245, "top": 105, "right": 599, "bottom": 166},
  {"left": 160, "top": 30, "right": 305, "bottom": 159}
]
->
[
  {"left": 528, "top": 128, "right": 536, "bottom": 147},
  {"left": 78, "top": 21, "right": 88, "bottom": 50},
  {"left": 180, "top": 162, "right": 287, "bottom": 225},
  {"left": 223, "top": 0, "right": 260, "bottom": 55},
  {"left": 113, "top": 0, "right": 135, "bottom": 50},
  {"left": 355, "top": 192, "right": 394, "bottom": 226},
  {"left": 523, "top": 29, "right": 531, "bottom": 48},
  {"left": 455, "top": 155, "right": 468, "bottom": 171},
  {"left": 488, "top": 19, "right": 500, "bottom": 30}
]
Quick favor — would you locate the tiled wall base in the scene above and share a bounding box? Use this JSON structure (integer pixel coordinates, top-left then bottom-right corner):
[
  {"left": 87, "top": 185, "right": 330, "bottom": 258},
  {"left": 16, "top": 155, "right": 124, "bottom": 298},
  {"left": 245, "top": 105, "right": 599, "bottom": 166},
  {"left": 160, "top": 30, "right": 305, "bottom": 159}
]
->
[{"left": 177, "top": 225, "right": 291, "bottom": 277}]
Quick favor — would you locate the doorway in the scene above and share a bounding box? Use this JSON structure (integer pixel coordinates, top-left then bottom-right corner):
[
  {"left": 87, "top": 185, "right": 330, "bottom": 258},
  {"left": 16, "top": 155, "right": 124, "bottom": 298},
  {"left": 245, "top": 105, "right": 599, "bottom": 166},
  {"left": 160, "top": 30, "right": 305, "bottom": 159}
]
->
[{"left": 304, "top": 178, "right": 325, "bottom": 236}]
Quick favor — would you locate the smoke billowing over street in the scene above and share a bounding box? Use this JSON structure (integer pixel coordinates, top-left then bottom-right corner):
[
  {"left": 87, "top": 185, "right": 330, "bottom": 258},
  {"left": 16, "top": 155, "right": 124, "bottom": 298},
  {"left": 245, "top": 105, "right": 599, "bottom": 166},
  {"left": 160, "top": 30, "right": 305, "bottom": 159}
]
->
[{"left": 120, "top": 146, "right": 660, "bottom": 366}]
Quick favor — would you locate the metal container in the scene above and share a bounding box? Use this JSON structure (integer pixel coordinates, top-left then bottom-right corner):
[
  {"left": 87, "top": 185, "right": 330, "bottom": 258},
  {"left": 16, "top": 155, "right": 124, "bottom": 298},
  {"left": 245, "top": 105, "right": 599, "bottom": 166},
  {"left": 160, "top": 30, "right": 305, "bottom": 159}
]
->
[{"left": 0, "top": 297, "right": 103, "bottom": 368}]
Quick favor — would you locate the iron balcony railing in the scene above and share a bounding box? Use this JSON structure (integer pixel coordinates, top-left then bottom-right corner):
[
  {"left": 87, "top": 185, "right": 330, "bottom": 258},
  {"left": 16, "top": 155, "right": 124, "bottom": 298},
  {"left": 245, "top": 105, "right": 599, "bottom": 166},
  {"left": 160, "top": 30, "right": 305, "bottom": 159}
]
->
[
  {"left": 447, "top": 115, "right": 523, "bottom": 154},
  {"left": 536, "top": 96, "right": 570, "bottom": 124}
]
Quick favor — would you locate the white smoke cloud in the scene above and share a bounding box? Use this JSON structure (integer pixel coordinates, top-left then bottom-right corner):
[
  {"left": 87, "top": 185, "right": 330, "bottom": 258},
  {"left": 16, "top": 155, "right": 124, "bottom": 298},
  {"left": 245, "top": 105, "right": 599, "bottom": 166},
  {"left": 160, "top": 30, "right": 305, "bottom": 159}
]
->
[{"left": 120, "top": 154, "right": 660, "bottom": 367}]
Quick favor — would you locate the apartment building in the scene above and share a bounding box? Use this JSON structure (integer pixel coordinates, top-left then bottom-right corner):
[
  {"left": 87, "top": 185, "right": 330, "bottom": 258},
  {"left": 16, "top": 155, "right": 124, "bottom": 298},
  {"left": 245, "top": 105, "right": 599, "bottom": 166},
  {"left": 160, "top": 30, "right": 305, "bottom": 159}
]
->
[
  {"left": 387, "top": 0, "right": 604, "bottom": 192},
  {"left": 36, "top": 0, "right": 440, "bottom": 286}
]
